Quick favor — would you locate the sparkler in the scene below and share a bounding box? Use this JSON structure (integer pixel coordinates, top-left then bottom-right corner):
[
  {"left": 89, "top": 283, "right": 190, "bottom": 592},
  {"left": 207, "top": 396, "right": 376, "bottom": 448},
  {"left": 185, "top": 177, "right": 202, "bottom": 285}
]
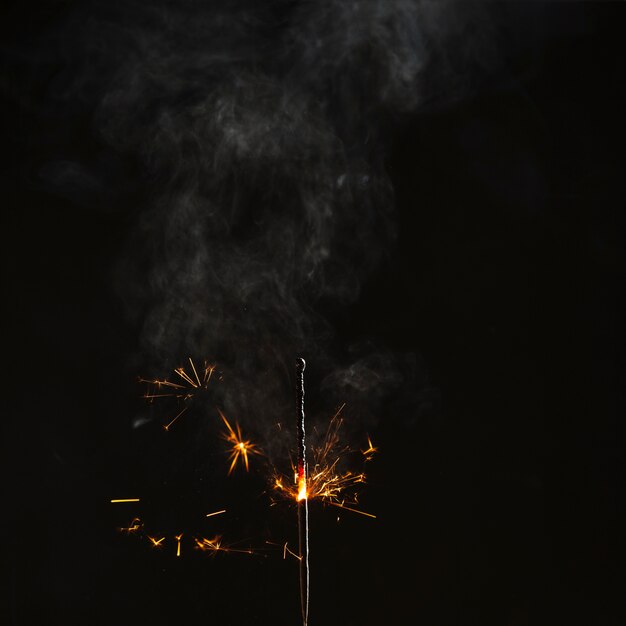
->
[
  {"left": 116, "top": 355, "right": 377, "bottom": 624},
  {"left": 295, "top": 357, "right": 309, "bottom": 626}
]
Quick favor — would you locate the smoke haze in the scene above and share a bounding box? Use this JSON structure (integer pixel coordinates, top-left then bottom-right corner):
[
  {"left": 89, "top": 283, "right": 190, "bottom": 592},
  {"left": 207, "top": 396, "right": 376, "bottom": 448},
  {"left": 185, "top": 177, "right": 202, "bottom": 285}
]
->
[{"left": 14, "top": 0, "right": 500, "bottom": 430}]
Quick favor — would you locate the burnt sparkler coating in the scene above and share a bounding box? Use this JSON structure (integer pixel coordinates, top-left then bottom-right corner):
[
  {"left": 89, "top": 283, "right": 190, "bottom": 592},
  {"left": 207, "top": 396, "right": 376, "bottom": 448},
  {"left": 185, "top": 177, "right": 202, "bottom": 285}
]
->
[
  {"left": 295, "top": 357, "right": 309, "bottom": 626},
  {"left": 296, "top": 357, "right": 306, "bottom": 475}
]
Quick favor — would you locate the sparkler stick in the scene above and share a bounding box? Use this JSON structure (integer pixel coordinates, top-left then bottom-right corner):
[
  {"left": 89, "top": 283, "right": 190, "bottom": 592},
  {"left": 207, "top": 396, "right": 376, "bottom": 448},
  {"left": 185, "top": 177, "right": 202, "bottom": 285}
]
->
[{"left": 295, "top": 357, "right": 309, "bottom": 626}]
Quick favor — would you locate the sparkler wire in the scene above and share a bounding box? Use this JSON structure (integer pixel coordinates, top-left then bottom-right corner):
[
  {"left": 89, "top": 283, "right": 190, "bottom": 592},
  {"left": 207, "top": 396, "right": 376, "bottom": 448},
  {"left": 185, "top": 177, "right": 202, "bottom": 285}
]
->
[{"left": 296, "top": 357, "right": 309, "bottom": 626}]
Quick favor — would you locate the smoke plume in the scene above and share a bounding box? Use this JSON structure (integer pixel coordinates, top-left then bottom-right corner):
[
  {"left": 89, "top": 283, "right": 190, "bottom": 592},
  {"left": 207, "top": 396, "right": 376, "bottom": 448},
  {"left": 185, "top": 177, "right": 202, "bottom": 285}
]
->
[{"left": 13, "top": 0, "right": 502, "bottom": 432}]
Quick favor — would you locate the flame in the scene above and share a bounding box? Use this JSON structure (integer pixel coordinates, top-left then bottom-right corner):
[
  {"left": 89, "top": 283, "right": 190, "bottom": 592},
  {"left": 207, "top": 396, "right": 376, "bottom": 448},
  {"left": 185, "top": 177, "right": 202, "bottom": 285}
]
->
[{"left": 296, "top": 464, "right": 307, "bottom": 502}]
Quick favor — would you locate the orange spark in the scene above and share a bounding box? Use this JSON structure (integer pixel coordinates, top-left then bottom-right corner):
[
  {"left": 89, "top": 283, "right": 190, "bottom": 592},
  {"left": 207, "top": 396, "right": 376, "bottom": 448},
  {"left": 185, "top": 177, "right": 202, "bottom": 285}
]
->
[
  {"left": 325, "top": 501, "right": 377, "bottom": 519},
  {"left": 206, "top": 509, "right": 227, "bottom": 518},
  {"left": 194, "top": 535, "right": 255, "bottom": 557},
  {"left": 284, "top": 542, "right": 301, "bottom": 561},
  {"left": 118, "top": 517, "right": 143, "bottom": 533},
  {"left": 264, "top": 540, "right": 302, "bottom": 561},
  {"left": 175, "top": 533, "right": 183, "bottom": 557},
  {"left": 194, "top": 535, "right": 223, "bottom": 555},
  {"left": 148, "top": 536, "right": 165, "bottom": 548},
  {"left": 163, "top": 406, "right": 188, "bottom": 432},
  {"left": 361, "top": 436, "right": 377, "bottom": 459},
  {"left": 272, "top": 403, "right": 376, "bottom": 518},
  {"left": 110, "top": 498, "right": 140, "bottom": 503},
  {"left": 218, "top": 410, "right": 261, "bottom": 475}
]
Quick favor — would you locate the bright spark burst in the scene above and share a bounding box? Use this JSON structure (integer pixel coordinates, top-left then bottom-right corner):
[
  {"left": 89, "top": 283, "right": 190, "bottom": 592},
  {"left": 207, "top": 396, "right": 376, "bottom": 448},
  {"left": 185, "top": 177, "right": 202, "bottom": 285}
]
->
[
  {"left": 139, "top": 358, "right": 217, "bottom": 431},
  {"left": 272, "top": 404, "right": 376, "bottom": 519},
  {"left": 218, "top": 409, "right": 261, "bottom": 475}
]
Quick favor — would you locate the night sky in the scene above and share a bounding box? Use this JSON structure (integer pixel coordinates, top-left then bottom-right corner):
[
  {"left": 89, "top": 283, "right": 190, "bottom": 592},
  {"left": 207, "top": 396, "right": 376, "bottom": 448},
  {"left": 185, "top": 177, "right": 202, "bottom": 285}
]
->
[{"left": 3, "top": 3, "right": 624, "bottom": 626}]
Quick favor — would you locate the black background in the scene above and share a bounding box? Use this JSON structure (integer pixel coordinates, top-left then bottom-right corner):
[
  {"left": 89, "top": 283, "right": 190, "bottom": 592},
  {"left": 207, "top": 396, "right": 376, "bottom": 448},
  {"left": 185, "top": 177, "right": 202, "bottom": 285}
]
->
[{"left": 3, "top": 2, "right": 624, "bottom": 626}]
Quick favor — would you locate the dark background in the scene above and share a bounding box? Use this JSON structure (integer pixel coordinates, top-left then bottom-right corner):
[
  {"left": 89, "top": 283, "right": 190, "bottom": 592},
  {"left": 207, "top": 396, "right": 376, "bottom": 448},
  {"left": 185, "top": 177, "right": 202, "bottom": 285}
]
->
[{"left": 3, "top": 2, "right": 624, "bottom": 626}]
